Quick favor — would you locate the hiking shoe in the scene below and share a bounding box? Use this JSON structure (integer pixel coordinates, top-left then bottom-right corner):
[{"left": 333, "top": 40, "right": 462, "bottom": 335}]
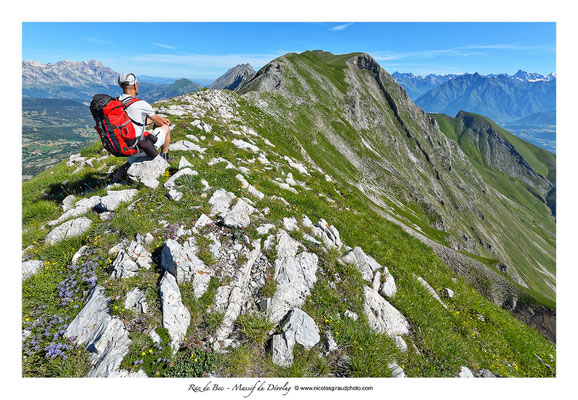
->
[
  {"left": 111, "top": 162, "right": 130, "bottom": 183},
  {"left": 160, "top": 152, "right": 170, "bottom": 162}
]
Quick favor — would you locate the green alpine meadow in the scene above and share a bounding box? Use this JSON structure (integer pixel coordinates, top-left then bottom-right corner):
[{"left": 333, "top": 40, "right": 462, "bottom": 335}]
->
[{"left": 22, "top": 50, "right": 555, "bottom": 378}]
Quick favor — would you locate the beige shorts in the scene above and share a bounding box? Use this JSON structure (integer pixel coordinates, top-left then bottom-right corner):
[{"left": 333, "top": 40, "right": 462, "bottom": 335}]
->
[{"left": 147, "top": 126, "right": 167, "bottom": 149}]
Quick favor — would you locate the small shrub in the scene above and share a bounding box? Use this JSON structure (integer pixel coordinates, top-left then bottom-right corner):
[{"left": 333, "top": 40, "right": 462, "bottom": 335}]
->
[
  {"left": 164, "top": 341, "right": 217, "bottom": 377},
  {"left": 259, "top": 267, "right": 277, "bottom": 299},
  {"left": 205, "top": 311, "right": 225, "bottom": 334},
  {"left": 197, "top": 235, "right": 217, "bottom": 266},
  {"left": 120, "top": 328, "right": 173, "bottom": 377},
  {"left": 236, "top": 312, "right": 275, "bottom": 347}
]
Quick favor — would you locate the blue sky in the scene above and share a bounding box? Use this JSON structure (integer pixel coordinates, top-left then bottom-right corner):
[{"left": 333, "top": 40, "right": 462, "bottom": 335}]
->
[{"left": 22, "top": 22, "right": 555, "bottom": 84}]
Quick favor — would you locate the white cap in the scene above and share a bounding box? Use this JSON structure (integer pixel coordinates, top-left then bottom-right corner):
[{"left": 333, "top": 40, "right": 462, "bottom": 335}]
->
[{"left": 118, "top": 73, "right": 138, "bottom": 86}]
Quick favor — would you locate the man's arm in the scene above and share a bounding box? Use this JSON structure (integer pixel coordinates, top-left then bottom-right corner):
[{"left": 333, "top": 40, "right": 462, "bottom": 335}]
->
[{"left": 146, "top": 114, "right": 170, "bottom": 127}]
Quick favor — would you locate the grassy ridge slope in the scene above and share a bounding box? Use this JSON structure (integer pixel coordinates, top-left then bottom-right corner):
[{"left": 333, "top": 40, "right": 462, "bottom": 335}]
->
[
  {"left": 240, "top": 51, "right": 555, "bottom": 302},
  {"left": 22, "top": 96, "right": 556, "bottom": 376}
]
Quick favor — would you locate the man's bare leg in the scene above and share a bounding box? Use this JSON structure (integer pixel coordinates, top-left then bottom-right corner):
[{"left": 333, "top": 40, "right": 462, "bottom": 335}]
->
[{"left": 153, "top": 123, "right": 171, "bottom": 154}]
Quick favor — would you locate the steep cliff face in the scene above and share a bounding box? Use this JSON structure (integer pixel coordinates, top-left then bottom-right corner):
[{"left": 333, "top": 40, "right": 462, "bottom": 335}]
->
[
  {"left": 453, "top": 111, "right": 553, "bottom": 194},
  {"left": 239, "top": 51, "right": 555, "bottom": 301},
  {"left": 433, "top": 111, "right": 556, "bottom": 220}
]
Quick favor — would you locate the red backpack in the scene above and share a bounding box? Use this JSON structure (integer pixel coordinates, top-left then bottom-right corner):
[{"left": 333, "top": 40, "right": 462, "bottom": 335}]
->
[{"left": 89, "top": 94, "right": 144, "bottom": 157}]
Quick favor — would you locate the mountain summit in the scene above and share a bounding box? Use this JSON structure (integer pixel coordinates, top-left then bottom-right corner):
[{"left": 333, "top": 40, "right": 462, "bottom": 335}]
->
[
  {"left": 238, "top": 51, "right": 554, "bottom": 300},
  {"left": 512, "top": 70, "right": 556, "bottom": 82},
  {"left": 208, "top": 63, "right": 256, "bottom": 91}
]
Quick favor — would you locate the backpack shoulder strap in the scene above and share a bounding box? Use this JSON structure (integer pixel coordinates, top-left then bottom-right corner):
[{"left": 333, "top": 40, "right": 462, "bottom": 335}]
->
[
  {"left": 120, "top": 96, "right": 145, "bottom": 126},
  {"left": 121, "top": 96, "right": 141, "bottom": 108}
]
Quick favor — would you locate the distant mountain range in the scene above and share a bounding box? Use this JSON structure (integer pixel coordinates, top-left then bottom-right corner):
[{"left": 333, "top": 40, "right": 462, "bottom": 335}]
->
[
  {"left": 410, "top": 72, "right": 555, "bottom": 124},
  {"left": 391, "top": 72, "right": 459, "bottom": 99},
  {"left": 22, "top": 60, "right": 118, "bottom": 87},
  {"left": 391, "top": 70, "right": 557, "bottom": 152},
  {"left": 22, "top": 60, "right": 204, "bottom": 103},
  {"left": 392, "top": 70, "right": 556, "bottom": 101}
]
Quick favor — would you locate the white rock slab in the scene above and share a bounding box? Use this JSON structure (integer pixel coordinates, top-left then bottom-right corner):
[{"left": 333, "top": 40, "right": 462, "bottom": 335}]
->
[
  {"left": 127, "top": 156, "right": 169, "bottom": 189},
  {"left": 232, "top": 139, "right": 261, "bottom": 153},
  {"left": 45, "top": 217, "right": 92, "bottom": 245},
  {"left": 388, "top": 362, "right": 406, "bottom": 378},
  {"left": 49, "top": 195, "right": 101, "bottom": 226},
  {"left": 65, "top": 286, "right": 133, "bottom": 377},
  {"left": 124, "top": 288, "right": 149, "bottom": 314},
  {"left": 363, "top": 286, "right": 409, "bottom": 337},
  {"left": 169, "top": 140, "right": 206, "bottom": 153},
  {"left": 22, "top": 260, "right": 43, "bottom": 280},
  {"left": 160, "top": 272, "right": 191, "bottom": 353},
  {"left": 268, "top": 231, "right": 318, "bottom": 324},
  {"left": 178, "top": 156, "right": 192, "bottom": 169},
  {"left": 161, "top": 239, "right": 212, "bottom": 297},
  {"left": 99, "top": 189, "right": 139, "bottom": 212},
  {"left": 208, "top": 189, "right": 236, "bottom": 217},
  {"left": 457, "top": 366, "right": 475, "bottom": 378},
  {"left": 417, "top": 277, "right": 448, "bottom": 309},
  {"left": 236, "top": 174, "right": 265, "bottom": 200},
  {"left": 164, "top": 167, "right": 198, "bottom": 189},
  {"left": 222, "top": 199, "right": 255, "bottom": 228},
  {"left": 213, "top": 240, "right": 262, "bottom": 344}
]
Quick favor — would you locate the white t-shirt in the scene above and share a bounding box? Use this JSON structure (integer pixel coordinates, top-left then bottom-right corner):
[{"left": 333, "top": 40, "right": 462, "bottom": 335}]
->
[{"left": 118, "top": 94, "right": 155, "bottom": 139}]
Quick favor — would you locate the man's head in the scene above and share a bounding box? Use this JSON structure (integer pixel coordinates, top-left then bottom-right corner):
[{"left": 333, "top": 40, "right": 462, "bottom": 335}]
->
[{"left": 118, "top": 73, "right": 139, "bottom": 95}]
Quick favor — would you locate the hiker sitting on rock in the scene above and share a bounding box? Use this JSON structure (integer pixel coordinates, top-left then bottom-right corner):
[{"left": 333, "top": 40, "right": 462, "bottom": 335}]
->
[{"left": 118, "top": 73, "right": 171, "bottom": 162}]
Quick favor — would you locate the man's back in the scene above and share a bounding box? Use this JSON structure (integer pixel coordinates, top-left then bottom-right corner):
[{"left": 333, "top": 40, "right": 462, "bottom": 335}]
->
[{"left": 118, "top": 94, "right": 155, "bottom": 140}]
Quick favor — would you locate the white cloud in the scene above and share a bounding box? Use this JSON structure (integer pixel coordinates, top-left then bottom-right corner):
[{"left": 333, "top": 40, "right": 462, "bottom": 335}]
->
[
  {"left": 331, "top": 23, "right": 353, "bottom": 31},
  {"left": 152, "top": 42, "right": 176, "bottom": 50},
  {"left": 102, "top": 50, "right": 294, "bottom": 80},
  {"left": 380, "top": 62, "right": 467, "bottom": 76},
  {"left": 369, "top": 43, "right": 554, "bottom": 63}
]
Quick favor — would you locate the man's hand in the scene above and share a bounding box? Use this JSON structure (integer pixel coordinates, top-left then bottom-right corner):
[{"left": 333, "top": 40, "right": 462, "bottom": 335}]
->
[{"left": 148, "top": 114, "right": 170, "bottom": 127}]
